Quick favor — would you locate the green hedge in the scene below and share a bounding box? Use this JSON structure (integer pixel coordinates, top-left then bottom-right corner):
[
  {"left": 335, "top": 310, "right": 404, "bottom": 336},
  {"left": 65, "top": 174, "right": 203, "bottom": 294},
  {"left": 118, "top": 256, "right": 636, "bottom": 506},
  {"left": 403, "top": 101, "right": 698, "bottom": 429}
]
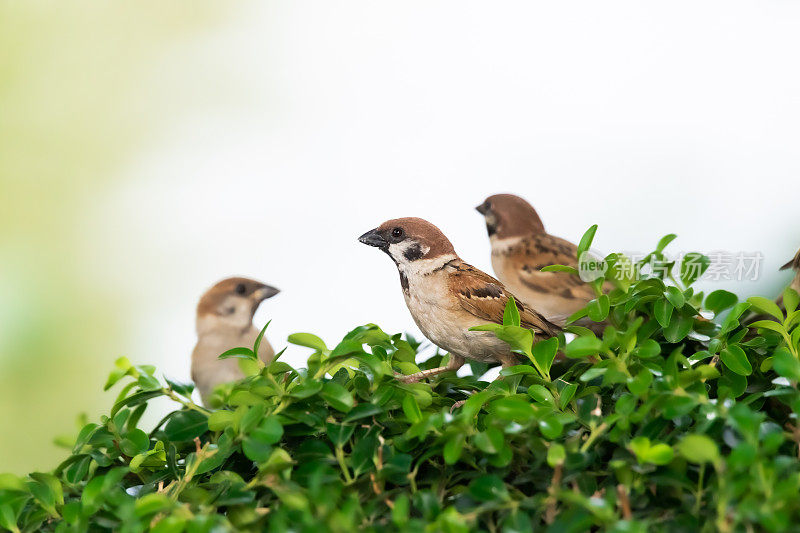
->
[{"left": 1, "top": 229, "right": 800, "bottom": 532}]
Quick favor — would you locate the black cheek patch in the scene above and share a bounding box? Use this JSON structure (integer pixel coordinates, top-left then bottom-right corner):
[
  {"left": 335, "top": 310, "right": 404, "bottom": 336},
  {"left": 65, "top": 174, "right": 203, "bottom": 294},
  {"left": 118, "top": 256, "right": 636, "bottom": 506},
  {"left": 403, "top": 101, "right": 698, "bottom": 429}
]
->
[
  {"left": 403, "top": 243, "right": 424, "bottom": 262},
  {"left": 399, "top": 272, "right": 410, "bottom": 292}
]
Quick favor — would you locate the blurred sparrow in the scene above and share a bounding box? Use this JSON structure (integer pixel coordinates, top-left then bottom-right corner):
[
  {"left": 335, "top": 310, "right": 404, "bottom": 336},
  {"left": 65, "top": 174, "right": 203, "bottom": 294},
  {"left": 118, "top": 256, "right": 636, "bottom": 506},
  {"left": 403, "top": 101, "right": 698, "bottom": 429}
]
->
[
  {"left": 781, "top": 248, "right": 800, "bottom": 294},
  {"left": 359, "top": 217, "right": 560, "bottom": 382},
  {"left": 476, "top": 194, "right": 597, "bottom": 322},
  {"left": 192, "top": 277, "right": 279, "bottom": 405}
]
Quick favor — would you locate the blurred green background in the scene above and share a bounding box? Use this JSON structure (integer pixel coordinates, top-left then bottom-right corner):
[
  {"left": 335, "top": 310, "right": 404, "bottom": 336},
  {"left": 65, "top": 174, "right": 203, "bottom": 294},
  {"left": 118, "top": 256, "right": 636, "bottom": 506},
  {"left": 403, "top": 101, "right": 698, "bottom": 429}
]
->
[{"left": 0, "top": 2, "right": 224, "bottom": 474}]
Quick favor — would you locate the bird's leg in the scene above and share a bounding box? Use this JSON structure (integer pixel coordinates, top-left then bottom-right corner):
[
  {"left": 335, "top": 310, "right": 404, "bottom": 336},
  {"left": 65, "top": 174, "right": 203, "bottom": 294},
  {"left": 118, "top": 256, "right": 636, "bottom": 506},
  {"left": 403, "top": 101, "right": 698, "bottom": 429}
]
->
[
  {"left": 451, "top": 355, "right": 518, "bottom": 411},
  {"left": 396, "top": 354, "right": 465, "bottom": 384}
]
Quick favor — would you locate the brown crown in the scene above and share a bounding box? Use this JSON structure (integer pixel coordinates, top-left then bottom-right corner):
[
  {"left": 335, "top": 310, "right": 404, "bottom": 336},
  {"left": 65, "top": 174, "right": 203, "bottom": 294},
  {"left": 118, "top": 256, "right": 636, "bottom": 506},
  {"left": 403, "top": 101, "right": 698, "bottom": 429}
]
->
[
  {"left": 377, "top": 217, "right": 457, "bottom": 259},
  {"left": 197, "top": 277, "right": 274, "bottom": 317},
  {"left": 481, "top": 193, "right": 545, "bottom": 238}
]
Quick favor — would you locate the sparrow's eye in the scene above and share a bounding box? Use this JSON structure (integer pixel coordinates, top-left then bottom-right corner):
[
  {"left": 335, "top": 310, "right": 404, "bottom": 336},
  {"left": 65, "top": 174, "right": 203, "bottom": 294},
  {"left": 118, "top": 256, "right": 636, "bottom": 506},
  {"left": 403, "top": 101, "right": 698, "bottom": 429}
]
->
[
  {"left": 391, "top": 227, "right": 404, "bottom": 239},
  {"left": 235, "top": 283, "right": 247, "bottom": 295}
]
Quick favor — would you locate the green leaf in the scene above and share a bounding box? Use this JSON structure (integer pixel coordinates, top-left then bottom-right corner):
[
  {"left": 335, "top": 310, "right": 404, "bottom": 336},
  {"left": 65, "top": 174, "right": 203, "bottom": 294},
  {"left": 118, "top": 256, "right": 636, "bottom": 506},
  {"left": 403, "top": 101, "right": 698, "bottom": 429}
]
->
[
  {"left": 748, "top": 320, "right": 786, "bottom": 334},
  {"left": 503, "top": 297, "right": 521, "bottom": 326},
  {"left": 664, "top": 286, "right": 685, "bottom": 309},
  {"left": 253, "top": 320, "right": 271, "bottom": 355},
  {"left": 539, "top": 414, "right": 563, "bottom": 439},
  {"left": 627, "top": 370, "right": 653, "bottom": 397},
  {"left": 720, "top": 345, "right": 752, "bottom": 376},
  {"left": 252, "top": 416, "right": 283, "bottom": 445},
  {"left": 0, "top": 503, "right": 21, "bottom": 532},
  {"left": 655, "top": 234, "right": 678, "bottom": 253},
  {"left": 564, "top": 335, "right": 602, "bottom": 358},
  {"left": 120, "top": 428, "right": 150, "bottom": 456},
  {"left": 163, "top": 411, "right": 208, "bottom": 441},
  {"left": 288, "top": 332, "right": 328, "bottom": 352},
  {"left": 587, "top": 295, "right": 610, "bottom": 322},
  {"left": 747, "top": 296, "right": 784, "bottom": 321},
  {"left": 137, "top": 374, "right": 161, "bottom": 391},
  {"left": 528, "top": 385, "right": 555, "bottom": 407},
  {"left": 705, "top": 290, "right": 738, "bottom": 314},
  {"left": 325, "top": 423, "right": 355, "bottom": 447},
  {"left": 547, "top": 444, "right": 566, "bottom": 467},
  {"left": 577, "top": 224, "right": 598, "bottom": 260},
  {"left": 468, "top": 475, "right": 509, "bottom": 501},
  {"left": 633, "top": 339, "right": 661, "bottom": 359},
  {"left": 541, "top": 265, "right": 579, "bottom": 275},
  {"left": 242, "top": 437, "right": 272, "bottom": 463},
  {"left": 134, "top": 493, "right": 173, "bottom": 518},
  {"left": 343, "top": 403, "right": 383, "bottom": 422},
  {"left": 473, "top": 427, "right": 504, "bottom": 454},
  {"left": 402, "top": 394, "right": 422, "bottom": 423},
  {"left": 678, "top": 435, "right": 720, "bottom": 465},
  {"left": 207, "top": 410, "right": 235, "bottom": 431},
  {"left": 720, "top": 302, "right": 752, "bottom": 335},
  {"left": 654, "top": 299, "right": 674, "bottom": 328},
  {"left": 664, "top": 312, "right": 694, "bottom": 343},
  {"left": 719, "top": 368, "right": 747, "bottom": 398},
  {"left": 0, "top": 474, "right": 27, "bottom": 493},
  {"left": 443, "top": 433, "right": 465, "bottom": 464},
  {"left": 321, "top": 382, "right": 354, "bottom": 412},
  {"left": 531, "top": 337, "right": 559, "bottom": 375},
  {"left": 558, "top": 382, "right": 578, "bottom": 407},
  {"left": 288, "top": 380, "right": 323, "bottom": 399},
  {"left": 164, "top": 378, "right": 194, "bottom": 397},
  {"left": 488, "top": 397, "right": 536, "bottom": 422},
  {"left": 218, "top": 347, "right": 257, "bottom": 361},
  {"left": 151, "top": 516, "right": 187, "bottom": 533},
  {"left": 475, "top": 325, "right": 534, "bottom": 360},
  {"left": 239, "top": 404, "right": 267, "bottom": 434},
  {"left": 784, "top": 288, "right": 800, "bottom": 314},
  {"left": 392, "top": 494, "right": 410, "bottom": 527},
  {"left": 680, "top": 253, "right": 710, "bottom": 286},
  {"left": 29, "top": 472, "right": 63, "bottom": 515},
  {"left": 772, "top": 348, "right": 800, "bottom": 381},
  {"left": 629, "top": 436, "right": 674, "bottom": 465},
  {"left": 129, "top": 441, "right": 166, "bottom": 472}
]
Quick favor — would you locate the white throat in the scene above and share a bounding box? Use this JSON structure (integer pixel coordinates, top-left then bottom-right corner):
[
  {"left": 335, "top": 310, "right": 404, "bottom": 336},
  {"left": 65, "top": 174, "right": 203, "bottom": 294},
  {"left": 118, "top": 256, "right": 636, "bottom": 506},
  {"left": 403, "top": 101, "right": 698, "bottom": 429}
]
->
[
  {"left": 490, "top": 235, "right": 524, "bottom": 254},
  {"left": 390, "top": 243, "right": 457, "bottom": 277}
]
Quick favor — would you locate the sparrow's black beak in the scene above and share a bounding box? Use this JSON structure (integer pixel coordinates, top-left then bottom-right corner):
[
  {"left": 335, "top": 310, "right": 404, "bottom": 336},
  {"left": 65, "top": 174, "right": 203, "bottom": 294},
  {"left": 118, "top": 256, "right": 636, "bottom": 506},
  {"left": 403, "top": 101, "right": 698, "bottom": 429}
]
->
[
  {"left": 475, "top": 202, "right": 489, "bottom": 215},
  {"left": 358, "top": 228, "right": 388, "bottom": 250},
  {"left": 253, "top": 284, "right": 280, "bottom": 301}
]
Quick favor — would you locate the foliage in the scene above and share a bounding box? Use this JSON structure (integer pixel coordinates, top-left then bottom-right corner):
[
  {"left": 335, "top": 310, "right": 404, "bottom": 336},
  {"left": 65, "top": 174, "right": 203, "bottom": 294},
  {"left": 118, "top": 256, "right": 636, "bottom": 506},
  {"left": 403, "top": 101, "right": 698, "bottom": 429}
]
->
[{"left": 2, "top": 229, "right": 800, "bottom": 532}]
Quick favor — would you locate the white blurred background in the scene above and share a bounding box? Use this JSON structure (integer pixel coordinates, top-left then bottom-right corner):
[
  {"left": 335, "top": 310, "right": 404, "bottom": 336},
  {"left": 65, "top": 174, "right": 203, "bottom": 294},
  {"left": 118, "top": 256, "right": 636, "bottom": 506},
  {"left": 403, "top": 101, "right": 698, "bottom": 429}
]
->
[{"left": 2, "top": 1, "right": 799, "bottom": 473}]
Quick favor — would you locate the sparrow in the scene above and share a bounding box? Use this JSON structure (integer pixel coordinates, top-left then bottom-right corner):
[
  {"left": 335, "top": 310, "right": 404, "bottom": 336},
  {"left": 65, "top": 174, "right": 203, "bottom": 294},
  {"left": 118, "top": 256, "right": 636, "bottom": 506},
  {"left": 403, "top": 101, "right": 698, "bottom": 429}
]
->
[
  {"left": 476, "top": 193, "right": 598, "bottom": 322},
  {"left": 191, "top": 277, "right": 279, "bottom": 405},
  {"left": 358, "top": 217, "right": 560, "bottom": 382}
]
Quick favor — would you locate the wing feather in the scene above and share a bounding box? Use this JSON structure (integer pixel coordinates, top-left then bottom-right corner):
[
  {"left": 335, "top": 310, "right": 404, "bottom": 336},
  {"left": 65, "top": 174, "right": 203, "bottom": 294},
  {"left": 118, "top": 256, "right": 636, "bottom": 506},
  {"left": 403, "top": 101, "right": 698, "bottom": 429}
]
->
[{"left": 448, "top": 261, "right": 560, "bottom": 337}]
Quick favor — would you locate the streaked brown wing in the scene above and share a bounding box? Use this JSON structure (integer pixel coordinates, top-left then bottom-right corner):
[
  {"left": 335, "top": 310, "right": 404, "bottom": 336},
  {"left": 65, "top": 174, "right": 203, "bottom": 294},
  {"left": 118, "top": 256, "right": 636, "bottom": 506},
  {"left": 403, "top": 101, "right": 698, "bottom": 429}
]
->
[
  {"left": 449, "top": 262, "right": 560, "bottom": 337},
  {"left": 512, "top": 233, "right": 606, "bottom": 301}
]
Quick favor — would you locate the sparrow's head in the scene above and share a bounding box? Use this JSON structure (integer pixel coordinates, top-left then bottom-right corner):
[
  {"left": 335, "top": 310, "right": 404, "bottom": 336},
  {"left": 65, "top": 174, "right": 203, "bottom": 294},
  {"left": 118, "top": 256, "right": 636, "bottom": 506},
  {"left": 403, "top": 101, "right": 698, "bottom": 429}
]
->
[
  {"left": 476, "top": 194, "right": 545, "bottom": 240},
  {"left": 780, "top": 248, "right": 800, "bottom": 273},
  {"left": 780, "top": 248, "right": 800, "bottom": 292},
  {"left": 197, "top": 277, "right": 279, "bottom": 329},
  {"left": 358, "top": 217, "right": 457, "bottom": 272}
]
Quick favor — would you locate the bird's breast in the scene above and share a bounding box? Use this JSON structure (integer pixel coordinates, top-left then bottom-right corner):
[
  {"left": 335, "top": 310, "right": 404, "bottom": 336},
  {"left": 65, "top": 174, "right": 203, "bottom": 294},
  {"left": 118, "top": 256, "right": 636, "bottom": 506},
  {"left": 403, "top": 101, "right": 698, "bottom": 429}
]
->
[{"left": 402, "top": 274, "right": 509, "bottom": 363}]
